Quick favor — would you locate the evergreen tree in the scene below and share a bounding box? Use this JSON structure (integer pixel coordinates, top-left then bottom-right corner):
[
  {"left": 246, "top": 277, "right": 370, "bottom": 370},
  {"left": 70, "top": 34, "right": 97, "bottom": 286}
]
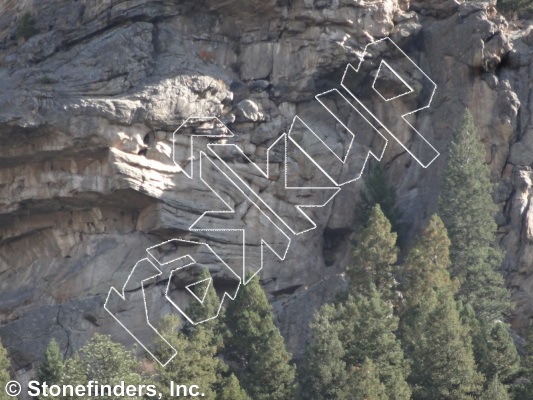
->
[
  {"left": 301, "top": 304, "right": 350, "bottom": 400},
  {"left": 223, "top": 276, "right": 297, "bottom": 400},
  {"left": 182, "top": 268, "right": 225, "bottom": 351},
  {"left": 438, "top": 109, "right": 510, "bottom": 321},
  {"left": 402, "top": 224, "right": 483, "bottom": 400},
  {"left": 348, "top": 204, "right": 399, "bottom": 302},
  {"left": 217, "top": 374, "right": 250, "bottom": 400},
  {"left": 0, "top": 339, "right": 11, "bottom": 400},
  {"left": 485, "top": 323, "right": 520, "bottom": 383},
  {"left": 403, "top": 214, "right": 458, "bottom": 308},
  {"left": 511, "top": 326, "right": 533, "bottom": 400},
  {"left": 459, "top": 301, "right": 518, "bottom": 388},
  {"left": 349, "top": 358, "right": 387, "bottom": 400},
  {"left": 481, "top": 375, "right": 511, "bottom": 400},
  {"left": 154, "top": 314, "right": 222, "bottom": 399},
  {"left": 338, "top": 285, "right": 411, "bottom": 400},
  {"left": 404, "top": 289, "right": 484, "bottom": 400},
  {"left": 60, "top": 334, "right": 144, "bottom": 400},
  {"left": 184, "top": 268, "right": 221, "bottom": 327},
  {"left": 460, "top": 304, "right": 493, "bottom": 381},
  {"left": 356, "top": 162, "right": 402, "bottom": 234},
  {"left": 38, "top": 339, "right": 64, "bottom": 387}
]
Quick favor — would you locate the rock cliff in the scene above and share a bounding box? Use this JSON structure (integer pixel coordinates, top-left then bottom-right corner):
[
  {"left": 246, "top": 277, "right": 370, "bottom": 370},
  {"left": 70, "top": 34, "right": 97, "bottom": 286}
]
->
[{"left": 0, "top": 0, "right": 532, "bottom": 385}]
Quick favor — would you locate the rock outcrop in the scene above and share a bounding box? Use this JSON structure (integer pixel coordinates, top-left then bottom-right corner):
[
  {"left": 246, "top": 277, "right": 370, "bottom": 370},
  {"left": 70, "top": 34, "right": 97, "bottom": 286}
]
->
[{"left": 1, "top": 0, "right": 533, "bottom": 387}]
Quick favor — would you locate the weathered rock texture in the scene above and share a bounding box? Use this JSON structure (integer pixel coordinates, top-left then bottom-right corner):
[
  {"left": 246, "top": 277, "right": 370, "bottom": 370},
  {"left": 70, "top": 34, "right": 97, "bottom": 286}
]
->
[{"left": 0, "top": 0, "right": 532, "bottom": 387}]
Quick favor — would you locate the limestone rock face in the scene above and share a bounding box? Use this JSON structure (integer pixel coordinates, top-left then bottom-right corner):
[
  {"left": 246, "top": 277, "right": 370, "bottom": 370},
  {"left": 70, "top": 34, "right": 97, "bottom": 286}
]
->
[{"left": 0, "top": 0, "right": 532, "bottom": 385}]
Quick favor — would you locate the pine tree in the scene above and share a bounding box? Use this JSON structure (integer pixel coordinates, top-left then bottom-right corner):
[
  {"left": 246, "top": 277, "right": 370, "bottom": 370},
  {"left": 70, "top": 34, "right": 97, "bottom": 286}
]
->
[
  {"left": 511, "top": 326, "right": 533, "bottom": 400},
  {"left": 60, "top": 334, "right": 144, "bottom": 400},
  {"left": 182, "top": 267, "right": 225, "bottom": 352},
  {"left": 154, "top": 314, "right": 222, "bottom": 399},
  {"left": 301, "top": 304, "right": 350, "bottom": 400},
  {"left": 223, "top": 276, "right": 297, "bottom": 400},
  {"left": 460, "top": 304, "right": 493, "bottom": 379},
  {"left": 155, "top": 269, "right": 228, "bottom": 398},
  {"left": 184, "top": 268, "right": 222, "bottom": 327},
  {"left": 404, "top": 289, "right": 484, "bottom": 400},
  {"left": 438, "top": 109, "right": 510, "bottom": 321},
  {"left": 349, "top": 358, "right": 387, "bottom": 400},
  {"left": 481, "top": 375, "right": 511, "bottom": 400},
  {"left": 217, "top": 374, "right": 250, "bottom": 400},
  {"left": 338, "top": 285, "right": 411, "bottom": 400},
  {"left": 60, "top": 352, "right": 90, "bottom": 399},
  {"left": 0, "top": 339, "right": 11, "bottom": 400},
  {"left": 403, "top": 214, "right": 458, "bottom": 308},
  {"left": 460, "top": 305, "right": 518, "bottom": 383},
  {"left": 402, "top": 215, "right": 486, "bottom": 399},
  {"left": 356, "top": 162, "right": 402, "bottom": 234},
  {"left": 485, "top": 323, "right": 520, "bottom": 382},
  {"left": 348, "top": 204, "right": 399, "bottom": 302},
  {"left": 38, "top": 339, "right": 64, "bottom": 387}
]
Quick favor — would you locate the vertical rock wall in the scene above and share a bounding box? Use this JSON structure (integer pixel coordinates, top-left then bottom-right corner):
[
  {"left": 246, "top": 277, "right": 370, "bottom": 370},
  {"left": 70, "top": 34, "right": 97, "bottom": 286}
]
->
[{"left": 0, "top": 0, "right": 532, "bottom": 385}]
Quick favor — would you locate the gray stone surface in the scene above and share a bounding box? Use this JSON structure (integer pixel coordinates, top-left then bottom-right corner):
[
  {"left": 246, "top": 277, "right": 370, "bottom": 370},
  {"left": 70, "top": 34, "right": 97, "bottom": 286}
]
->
[{"left": 1, "top": 0, "right": 533, "bottom": 385}]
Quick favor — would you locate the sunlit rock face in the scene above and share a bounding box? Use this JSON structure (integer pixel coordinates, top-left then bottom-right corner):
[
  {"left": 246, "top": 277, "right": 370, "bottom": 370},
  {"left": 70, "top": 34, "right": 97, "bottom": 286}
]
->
[{"left": 0, "top": 0, "right": 531, "bottom": 387}]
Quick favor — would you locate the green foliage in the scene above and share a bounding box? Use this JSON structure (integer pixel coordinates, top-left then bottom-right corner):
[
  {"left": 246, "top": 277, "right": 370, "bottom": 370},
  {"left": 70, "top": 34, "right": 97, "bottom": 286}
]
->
[
  {"left": 154, "top": 314, "right": 223, "bottom": 399},
  {"left": 302, "top": 283, "right": 410, "bottom": 400},
  {"left": 38, "top": 339, "right": 64, "bottom": 394},
  {"left": 348, "top": 204, "right": 399, "bottom": 302},
  {"left": 338, "top": 285, "right": 411, "bottom": 400},
  {"left": 461, "top": 305, "right": 519, "bottom": 384},
  {"left": 402, "top": 224, "right": 485, "bottom": 400},
  {"left": 34, "top": 274, "right": 254, "bottom": 400},
  {"left": 403, "top": 214, "right": 458, "bottom": 308},
  {"left": 183, "top": 269, "right": 219, "bottom": 323},
  {"left": 182, "top": 268, "right": 225, "bottom": 350},
  {"left": 0, "top": 339, "right": 11, "bottom": 400},
  {"left": 217, "top": 374, "right": 250, "bottom": 400},
  {"left": 460, "top": 304, "right": 493, "bottom": 380},
  {"left": 16, "top": 12, "right": 36, "bottom": 40},
  {"left": 497, "top": 0, "right": 533, "bottom": 19},
  {"left": 159, "top": 269, "right": 228, "bottom": 399},
  {"left": 301, "top": 285, "right": 411, "bottom": 400},
  {"left": 60, "top": 334, "right": 144, "bottom": 400},
  {"left": 485, "top": 323, "right": 520, "bottom": 382},
  {"left": 438, "top": 109, "right": 510, "bottom": 321},
  {"left": 403, "top": 289, "right": 484, "bottom": 400},
  {"left": 350, "top": 358, "right": 387, "bottom": 400},
  {"left": 511, "top": 327, "right": 533, "bottom": 399},
  {"left": 223, "top": 276, "right": 297, "bottom": 400},
  {"left": 481, "top": 375, "right": 511, "bottom": 400},
  {"left": 357, "top": 162, "right": 402, "bottom": 234},
  {"left": 303, "top": 207, "right": 408, "bottom": 399},
  {"left": 402, "top": 217, "right": 508, "bottom": 397},
  {"left": 301, "top": 304, "right": 350, "bottom": 400}
]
